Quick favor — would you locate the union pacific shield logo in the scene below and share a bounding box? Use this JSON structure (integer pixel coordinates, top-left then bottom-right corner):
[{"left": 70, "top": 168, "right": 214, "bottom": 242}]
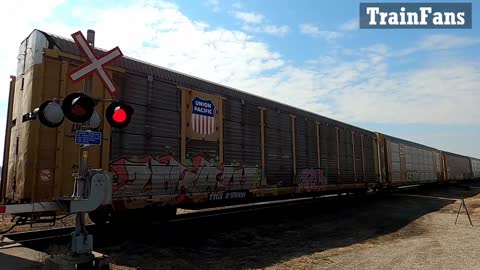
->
[{"left": 191, "top": 97, "right": 215, "bottom": 135}]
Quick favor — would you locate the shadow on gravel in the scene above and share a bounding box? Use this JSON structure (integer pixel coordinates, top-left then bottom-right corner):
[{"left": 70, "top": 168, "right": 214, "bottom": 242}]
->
[{"left": 95, "top": 184, "right": 480, "bottom": 270}]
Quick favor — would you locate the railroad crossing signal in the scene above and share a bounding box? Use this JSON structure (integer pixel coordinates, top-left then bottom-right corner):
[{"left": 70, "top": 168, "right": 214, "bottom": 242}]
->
[
  {"left": 67, "top": 31, "right": 123, "bottom": 96},
  {"left": 32, "top": 92, "right": 134, "bottom": 129},
  {"left": 31, "top": 30, "right": 133, "bottom": 130},
  {"left": 105, "top": 102, "right": 134, "bottom": 129}
]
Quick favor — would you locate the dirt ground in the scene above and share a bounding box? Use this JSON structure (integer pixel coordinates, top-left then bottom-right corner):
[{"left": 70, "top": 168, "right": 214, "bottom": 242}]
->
[{"left": 97, "top": 184, "right": 480, "bottom": 270}]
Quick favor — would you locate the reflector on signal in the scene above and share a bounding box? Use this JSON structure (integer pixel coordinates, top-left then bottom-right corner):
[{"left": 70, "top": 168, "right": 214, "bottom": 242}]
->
[
  {"left": 36, "top": 100, "right": 64, "bottom": 128},
  {"left": 106, "top": 102, "right": 134, "bottom": 129},
  {"left": 62, "top": 92, "right": 96, "bottom": 123}
]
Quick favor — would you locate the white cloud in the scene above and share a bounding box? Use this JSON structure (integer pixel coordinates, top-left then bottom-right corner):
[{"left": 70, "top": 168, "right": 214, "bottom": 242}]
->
[
  {"left": 263, "top": 25, "right": 289, "bottom": 36},
  {"left": 312, "top": 48, "right": 480, "bottom": 125},
  {"left": 299, "top": 23, "right": 320, "bottom": 34},
  {"left": 339, "top": 18, "right": 358, "bottom": 31},
  {"left": 299, "top": 23, "right": 342, "bottom": 41},
  {"left": 234, "top": 11, "right": 264, "bottom": 24},
  {"left": 397, "top": 34, "right": 480, "bottom": 56},
  {"left": 242, "top": 24, "right": 289, "bottom": 37},
  {"left": 233, "top": 10, "right": 289, "bottom": 37},
  {"left": 206, "top": 0, "right": 221, "bottom": 12},
  {"left": 420, "top": 34, "right": 480, "bottom": 50},
  {"left": 232, "top": 2, "right": 242, "bottom": 9}
]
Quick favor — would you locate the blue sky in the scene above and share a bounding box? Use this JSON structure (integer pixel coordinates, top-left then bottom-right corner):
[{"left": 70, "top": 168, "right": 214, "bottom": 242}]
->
[{"left": 0, "top": 0, "right": 479, "bottom": 160}]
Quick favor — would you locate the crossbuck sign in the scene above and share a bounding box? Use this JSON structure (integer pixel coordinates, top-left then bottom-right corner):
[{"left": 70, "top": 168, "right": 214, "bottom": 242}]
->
[{"left": 67, "top": 31, "right": 123, "bottom": 96}]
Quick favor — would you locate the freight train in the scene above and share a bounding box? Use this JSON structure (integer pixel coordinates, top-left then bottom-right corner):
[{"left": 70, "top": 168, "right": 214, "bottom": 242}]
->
[{"left": 1, "top": 30, "right": 479, "bottom": 224}]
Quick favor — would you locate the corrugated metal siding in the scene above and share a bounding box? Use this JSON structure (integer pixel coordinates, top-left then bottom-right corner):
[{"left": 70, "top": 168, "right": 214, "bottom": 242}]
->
[
  {"left": 264, "top": 109, "right": 293, "bottom": 186},
  {"left": 111, "top": 133, "right": 179, "bottom": 159},
  {"left": 186, "top": 140, "right": 218, "bottom": 163},
  {"left": 295, "top": 118, "right": 317, "bottom": 169},
  {"left": 444, "top": 152, "right": 472, "bottom": 181},
  {"left": 362, "top": 135, "right": 377, "bottom": 182},
  {"left": 471, "top": 158, "right": 480, "bottom": 179},
  {"left": 338, "top": 128, "right": 354, "bottom": 183},
  {"left": 384, "top": 134, "right": 441, "bottom": 184},
  {"left": 43, "top": 30, "right": 380, "bottom": 187},
  {"left": 353, "top": 133, "right": 363, "bottom": 181},
  {"left": 319, "top": 123, "right": 338, "bottom": 183},
  {"left": 223, "top": 97, "right": 261, "bottom": 167},
  {"left": 110, "top": 72, "right": 180, "bottom": 160}
]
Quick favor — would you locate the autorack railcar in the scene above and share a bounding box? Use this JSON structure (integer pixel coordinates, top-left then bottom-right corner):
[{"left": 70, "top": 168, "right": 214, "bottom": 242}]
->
[
  {"left": 1, "top": 29, "right": 478, "bottom": 223},
  {"left": 376, "top": 133, "right": 443, "bottom": 188},
  {"left": 471, "top": 158, "right": 480, "bottom": 180},
  {"left": 442, "top": 152, "right": 474, "bottom": 182}
]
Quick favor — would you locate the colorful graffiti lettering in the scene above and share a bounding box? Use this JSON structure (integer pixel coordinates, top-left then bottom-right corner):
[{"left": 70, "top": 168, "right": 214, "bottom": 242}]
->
[
  {"left": 109, "top": 154, "right": 262, "bottom": 200},
  {"left": 297, "top": 168, "right": 328, "bottom": 192}
]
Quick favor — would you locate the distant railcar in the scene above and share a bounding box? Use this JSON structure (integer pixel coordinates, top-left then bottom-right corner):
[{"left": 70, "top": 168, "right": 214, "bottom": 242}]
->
[
  {"left": 442, "top": 152, "right": 473, "bottom": 181},
  {"left": 471, "top": 158, "right": 480, "bottom": 180},
  {"left": 1, "top": 29, "right": 478, "bottom": 223},
  {"left": 376, "top": 133, "right": 443, "bottom": 187}
]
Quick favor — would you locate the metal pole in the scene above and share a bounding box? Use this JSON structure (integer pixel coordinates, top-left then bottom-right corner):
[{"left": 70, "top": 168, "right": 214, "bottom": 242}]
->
[
  {"left": 75, "top": 29, "right": 95, "bottom": 195},
  {"left": 73, "top": 29, "right": 95, "bottom": 255}
]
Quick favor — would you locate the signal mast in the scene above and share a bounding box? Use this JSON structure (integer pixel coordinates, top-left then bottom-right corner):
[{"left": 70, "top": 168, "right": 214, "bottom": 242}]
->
[{"left": 0, "top": 30, "right": 133, "bottom": 269}]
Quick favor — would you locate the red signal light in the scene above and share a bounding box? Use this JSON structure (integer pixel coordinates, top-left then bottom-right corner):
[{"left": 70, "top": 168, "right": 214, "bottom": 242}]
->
[
  {"left": 112, "top": 107, "right": 127, "bottom": 123},
  {"left": 106, "top": 102, "right": 134, "bottom": 129}
]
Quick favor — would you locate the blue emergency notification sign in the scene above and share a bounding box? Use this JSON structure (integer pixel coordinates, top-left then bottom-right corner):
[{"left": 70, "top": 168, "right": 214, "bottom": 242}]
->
[{"left": 75, "top": 130, "right": 102, "bottom": 145}]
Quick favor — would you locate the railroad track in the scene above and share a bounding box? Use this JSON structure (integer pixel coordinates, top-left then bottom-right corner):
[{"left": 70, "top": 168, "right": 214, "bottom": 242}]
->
[
  {"left": 0, "top": 193, "right": 359, "bottom": 249},
  {"left": 0, "top": 183, "right": 465, "bottom": 251}
]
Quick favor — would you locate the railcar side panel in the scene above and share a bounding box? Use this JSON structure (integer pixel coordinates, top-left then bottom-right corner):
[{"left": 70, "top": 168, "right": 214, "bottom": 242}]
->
[
  {"left": 378, "top": 134, "right": 442, "bottom": 187},
  {"left": 471, "top": 158, "right": 480, "bottom": 180},
  {"left": 443, "top": 152, "right": 473, "bottom": 181}
]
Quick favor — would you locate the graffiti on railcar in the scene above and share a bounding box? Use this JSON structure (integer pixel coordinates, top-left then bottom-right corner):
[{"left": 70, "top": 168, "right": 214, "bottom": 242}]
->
[
  {"left": 407, "top": 170, "right": 417, "bottom": 182},
  {"left": 296, "top": 168, "right": 328, "bottom": 192},
  {"left": 109, "top": 154, "right": 262, "bottom": 198}
]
